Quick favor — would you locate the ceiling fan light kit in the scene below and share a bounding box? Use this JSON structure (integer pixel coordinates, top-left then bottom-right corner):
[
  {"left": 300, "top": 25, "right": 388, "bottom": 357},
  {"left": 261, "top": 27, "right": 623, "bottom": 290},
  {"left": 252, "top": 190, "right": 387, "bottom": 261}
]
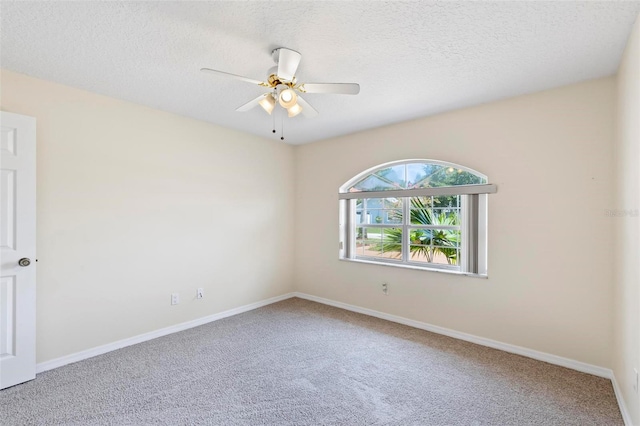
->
[
  {"left": 287, "top": 103, "right": 303, "bottom": 118},
  {"left": 278, "top": 88, "right": 297, "bottom": 108},
  {"left": 201, "top": 47, "right": 360, "bottom": 138},
  {"left": 258, "top": 93, "right": 276, "bottom": 114}
]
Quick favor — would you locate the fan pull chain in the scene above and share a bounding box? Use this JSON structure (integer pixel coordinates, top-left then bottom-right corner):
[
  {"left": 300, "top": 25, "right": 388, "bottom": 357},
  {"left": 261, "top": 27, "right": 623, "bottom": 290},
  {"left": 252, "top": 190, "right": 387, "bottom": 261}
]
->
[
  {"left": 272, "top": 108, "right": 276, "bottom": 135},
  {"left": 280, "top": 113, "right": 284, "bottom": 141}
]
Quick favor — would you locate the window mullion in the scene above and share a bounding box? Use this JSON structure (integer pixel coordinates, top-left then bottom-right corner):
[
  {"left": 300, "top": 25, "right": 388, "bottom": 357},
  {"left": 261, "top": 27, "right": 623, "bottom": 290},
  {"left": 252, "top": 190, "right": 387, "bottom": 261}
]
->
[{"left": 402, "top": 197, "right": 410, "bottom": 262}]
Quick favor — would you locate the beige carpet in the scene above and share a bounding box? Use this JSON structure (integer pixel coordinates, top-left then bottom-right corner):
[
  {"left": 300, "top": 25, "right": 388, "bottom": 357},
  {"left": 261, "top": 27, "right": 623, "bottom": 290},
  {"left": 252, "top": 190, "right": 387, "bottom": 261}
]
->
[{"left": 1, "top": 297, "right": 623, "bottom": 425}]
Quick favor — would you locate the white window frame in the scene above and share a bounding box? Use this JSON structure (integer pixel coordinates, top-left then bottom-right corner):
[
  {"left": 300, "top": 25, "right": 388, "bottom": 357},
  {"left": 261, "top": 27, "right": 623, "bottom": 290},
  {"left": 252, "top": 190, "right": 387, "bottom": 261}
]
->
[{"left": 338, "top": 159, "right": 496, "bottom": 277}]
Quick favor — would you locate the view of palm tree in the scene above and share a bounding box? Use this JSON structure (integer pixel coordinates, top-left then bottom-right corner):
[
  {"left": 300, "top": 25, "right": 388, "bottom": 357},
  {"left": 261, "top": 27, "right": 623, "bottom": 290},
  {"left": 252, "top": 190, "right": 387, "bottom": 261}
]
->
[
  {"left": 369, "top": 197, "right": 460, "bottom": 265},
  {"left": 351, "top": 162, "right": 480, "bottom": 268}
]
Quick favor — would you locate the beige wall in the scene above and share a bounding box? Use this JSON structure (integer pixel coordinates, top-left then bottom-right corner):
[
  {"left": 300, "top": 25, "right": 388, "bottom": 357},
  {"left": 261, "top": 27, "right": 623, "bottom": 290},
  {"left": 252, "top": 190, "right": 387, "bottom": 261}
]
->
[
  {"left": 294, "top": 78, "right": 615, "bottom": 368},
  {"left": 613, "top": 15, "right": 640, "bottom": 425},
  {"left": 0, "top": 70, "right": 295, "bottom": 363},
  {"left": 0, "top": 64, "right": 624, "bottom": 378}
]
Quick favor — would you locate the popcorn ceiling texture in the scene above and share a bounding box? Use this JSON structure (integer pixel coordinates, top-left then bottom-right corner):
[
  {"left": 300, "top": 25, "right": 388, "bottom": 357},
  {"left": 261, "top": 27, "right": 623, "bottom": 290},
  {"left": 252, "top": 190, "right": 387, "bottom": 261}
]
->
[{"left": 1, "top": 1, "right": 639, "bottom": 144}]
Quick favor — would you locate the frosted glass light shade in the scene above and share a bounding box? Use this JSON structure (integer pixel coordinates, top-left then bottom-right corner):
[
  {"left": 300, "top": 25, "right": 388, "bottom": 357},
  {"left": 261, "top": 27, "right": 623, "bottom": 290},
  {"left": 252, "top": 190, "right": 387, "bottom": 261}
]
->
[
  {"left": 287, "top": 103, "right": 303, "bottom": 117},
  {"left": 278, "top": 89, "right": 298, "bottom": 108},
  {"left": 259, "top": 94, "right": 276, "bottom": 114}
]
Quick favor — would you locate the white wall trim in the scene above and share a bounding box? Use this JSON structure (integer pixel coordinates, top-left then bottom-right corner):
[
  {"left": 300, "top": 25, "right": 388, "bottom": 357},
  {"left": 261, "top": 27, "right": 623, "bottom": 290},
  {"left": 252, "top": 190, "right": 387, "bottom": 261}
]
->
[
  {"left": 36, "top": 290, "right": 631, "bottom": 424},
  {"left": 295, "top": 292, "right": 636, "bottom": 421},
  {"left": 293, "top": 292, "right": 612, "bottom": 378},
  {"left": 611, "top": 373, "right": 634, "bottom": 426},
  {"left": 36, "top": 292, "right": 296, "bottom": 374},
  {"left": 297, "top": 290, "right": 631, "bottom": 423}
]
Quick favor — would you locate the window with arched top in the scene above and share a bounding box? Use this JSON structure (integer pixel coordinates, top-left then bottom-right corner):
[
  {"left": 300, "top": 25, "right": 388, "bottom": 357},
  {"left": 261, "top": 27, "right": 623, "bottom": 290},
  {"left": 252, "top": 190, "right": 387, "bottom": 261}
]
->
[{"left": 339, "top": 160, "right": 497, "bottom": 276}]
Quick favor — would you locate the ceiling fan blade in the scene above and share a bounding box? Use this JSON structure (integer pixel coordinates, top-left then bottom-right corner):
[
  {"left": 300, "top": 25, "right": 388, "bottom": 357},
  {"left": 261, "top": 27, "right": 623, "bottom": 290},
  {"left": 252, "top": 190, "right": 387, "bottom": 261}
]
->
[
  {"left": 236, "top": 94, "right": 268, "bottom": 112},
  {"left": 299, "top": 83, "right": 360, "bottom": 95},
  {"left": 201, "top": 68, "right": 267, "bottom": 86},
  {"left": 276, "top": 48, "right": 302, "bottom": 82},
  {"left": 296, "top": 95, "right": 318, "bottom": 117}
]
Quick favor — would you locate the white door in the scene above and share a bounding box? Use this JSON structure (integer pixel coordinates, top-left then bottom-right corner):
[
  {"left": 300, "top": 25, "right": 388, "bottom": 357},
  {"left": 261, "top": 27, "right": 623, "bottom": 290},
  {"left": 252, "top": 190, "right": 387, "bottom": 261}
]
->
[{"left": 0, "top": 111, "right": 36, "bottom": 389}]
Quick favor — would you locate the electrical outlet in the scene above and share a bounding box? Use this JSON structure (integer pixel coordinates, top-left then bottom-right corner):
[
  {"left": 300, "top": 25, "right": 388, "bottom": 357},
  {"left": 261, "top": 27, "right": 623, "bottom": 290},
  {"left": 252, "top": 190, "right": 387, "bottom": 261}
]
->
[
  {"left": 634, "top": 368, "right": 638, "bottom": 393},
  {"left": 382, "top": 283, "right": 389, "bottom": 295},
  {"left": 196, "top": 288, "right": 204, "bottom": 299},
  {"left": 171, "top": 293, "right": 179, "bottom": 305}
]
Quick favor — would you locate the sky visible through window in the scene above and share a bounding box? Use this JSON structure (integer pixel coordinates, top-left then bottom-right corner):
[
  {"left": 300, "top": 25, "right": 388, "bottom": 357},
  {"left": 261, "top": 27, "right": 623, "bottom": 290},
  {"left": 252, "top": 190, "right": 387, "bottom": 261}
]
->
[{"left": 348, "top": 162, "right": 486, "bottom": 193}]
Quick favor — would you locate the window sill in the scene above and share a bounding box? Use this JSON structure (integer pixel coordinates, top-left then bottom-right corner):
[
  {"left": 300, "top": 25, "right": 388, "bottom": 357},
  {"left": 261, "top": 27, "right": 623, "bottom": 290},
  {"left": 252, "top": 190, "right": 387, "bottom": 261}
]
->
[{"left": 339, "top": 258, "right": 488, "bottom": 279}]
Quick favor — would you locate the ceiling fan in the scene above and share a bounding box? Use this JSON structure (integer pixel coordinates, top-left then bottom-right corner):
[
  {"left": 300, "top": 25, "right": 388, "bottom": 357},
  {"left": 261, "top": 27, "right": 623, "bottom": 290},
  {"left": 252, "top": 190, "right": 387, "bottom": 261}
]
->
[{"left": 201, "top": 47, "right": 360, "bottom": 118}]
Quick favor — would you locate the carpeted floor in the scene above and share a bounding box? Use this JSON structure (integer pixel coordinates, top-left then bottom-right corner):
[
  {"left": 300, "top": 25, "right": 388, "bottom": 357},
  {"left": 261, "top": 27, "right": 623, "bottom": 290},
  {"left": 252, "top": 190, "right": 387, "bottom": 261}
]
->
[{"left": 1, "top": 298, "right": 623, "bottom": 425}]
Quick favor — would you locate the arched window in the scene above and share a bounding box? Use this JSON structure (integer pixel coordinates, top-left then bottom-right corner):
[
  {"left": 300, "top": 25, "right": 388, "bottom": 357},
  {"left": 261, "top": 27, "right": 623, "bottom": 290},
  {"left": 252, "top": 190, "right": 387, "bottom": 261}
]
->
[{"left": 339, "top": 160, "right": 497, "bottom": 275}]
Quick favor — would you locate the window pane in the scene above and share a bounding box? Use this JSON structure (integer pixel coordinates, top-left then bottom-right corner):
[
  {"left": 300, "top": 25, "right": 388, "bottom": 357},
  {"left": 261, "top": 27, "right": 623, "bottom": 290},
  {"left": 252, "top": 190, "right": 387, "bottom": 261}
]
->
[
  {"left": 432, "top": 229, "right": 461, "bottom": 248},
  {"left": 408, "top": 228, "right": 460, "bottom": 265},
  {"left": 355, "top": 227, "right": 402, "bottom": 260},
  {"left": 384, "top": 198, "right": 402, "bottom": 209},
  {"left": 407, "top": 163, "right": 486, "bottom": 188},
  {"left": 355, "top": 199, "right": 365, "bottom": 224},
  {"left": 408, "top": 228, "right": 433, "bottom": 263},
  {"left": 357, "top": 198, "right": 402, "bottom": 224},
  {"left": 407, "top": 163, "right": 446, "bottom": 188},
  {"left": 409, "top": 246, "right": 460, "bottom": 266},
  {"left": 406, "top": 163, "right": 429, "bottom": 189},
  {"left": 347, "top": 161, "right": 485, "bottom": 193},
  {"left": 365, "top": 199, "right": 384, "bottom": 218},
  {"left": 373, "top": 165, "right": 406, "bottom": 189},
  {"left": 409, "top": 228, "right": 431, "bottom": 244},
  {"left": 352, "top": 175, "right": 399, "bottom": 192},
  {"left": 410, "top": 196, "right": 433, "bottom": 225},
  {"left": 433, "top": 194, "right": 460, "bottom": 208},
  {"left": 433, "top": 208, "right": 461, "bottom": 225},
  {"left": 410, "top": 196, "right": 461, "bottom": 226},
  {"left": 383, "top": 210, "right": 402, "bottom": 224}
]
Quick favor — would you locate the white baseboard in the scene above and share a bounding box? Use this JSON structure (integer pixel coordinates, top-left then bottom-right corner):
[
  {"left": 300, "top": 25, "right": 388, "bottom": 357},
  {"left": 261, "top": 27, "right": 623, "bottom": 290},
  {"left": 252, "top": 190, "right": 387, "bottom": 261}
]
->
[
  {"left": 294, "top": 292, "right": 638, "bottom": 422},
  {"left": 36, "top": 292, "right": 296, "bottom": 374},
  {"left": 293, "top": 292, "right": 613, "bottom": 379},
  {"left": 36, "top": 290, "right": 631, "bottom": 425},
  {"left": 611, "top": 373, "right": 634, "bottom": 426}
]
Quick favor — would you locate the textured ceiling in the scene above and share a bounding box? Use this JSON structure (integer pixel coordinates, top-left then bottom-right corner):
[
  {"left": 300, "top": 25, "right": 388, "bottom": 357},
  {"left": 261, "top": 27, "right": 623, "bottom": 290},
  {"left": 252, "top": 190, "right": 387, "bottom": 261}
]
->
[{"left": 1, "top": 2, "right": 639, "bottom": 145}]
